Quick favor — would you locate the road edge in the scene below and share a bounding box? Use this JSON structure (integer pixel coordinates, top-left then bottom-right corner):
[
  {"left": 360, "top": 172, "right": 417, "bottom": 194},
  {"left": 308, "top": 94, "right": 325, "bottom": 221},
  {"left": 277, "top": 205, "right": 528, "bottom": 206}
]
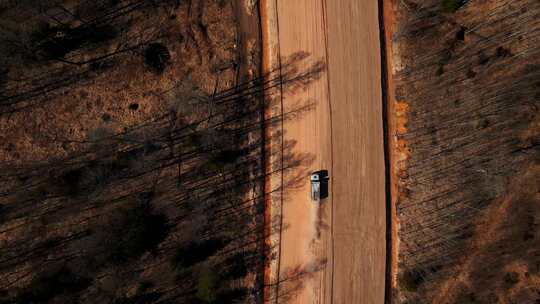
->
[
  {"left": 381, "top": 0, "right": 402, "bottom": 302},
  {"left": 260, "top": 0, "right": 282, "bottom": 303}
]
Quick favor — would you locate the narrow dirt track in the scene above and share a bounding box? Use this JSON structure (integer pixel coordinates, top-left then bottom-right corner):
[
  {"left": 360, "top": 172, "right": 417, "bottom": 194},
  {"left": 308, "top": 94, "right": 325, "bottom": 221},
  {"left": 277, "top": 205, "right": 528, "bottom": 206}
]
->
[{"left": 271, "top": 0, "right": 387, "bottom": 303}]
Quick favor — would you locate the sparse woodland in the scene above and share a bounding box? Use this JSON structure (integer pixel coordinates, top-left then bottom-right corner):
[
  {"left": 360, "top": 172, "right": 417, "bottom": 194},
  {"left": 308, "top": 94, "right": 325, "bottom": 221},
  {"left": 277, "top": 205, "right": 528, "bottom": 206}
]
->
[
  {"left": 391, "top": 0, "right": 540, "bottom": 302},
  {"left": 0, "top": 0, "right": 274, "bottom": 303},
  {"left": 0, "top": 1, "right": 325, "bottom": 303},
  {"left": 5, "top": 0, "right": 537, "bottom": 303}
]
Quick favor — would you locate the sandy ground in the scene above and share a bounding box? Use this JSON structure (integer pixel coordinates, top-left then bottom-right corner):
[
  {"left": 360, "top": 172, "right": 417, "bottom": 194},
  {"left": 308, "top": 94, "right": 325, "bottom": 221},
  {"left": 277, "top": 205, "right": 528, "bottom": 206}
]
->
[
  {"left": 382, "top": 0, "right": 400, "bottom": 295},
  {"left": 266, "top": 0, "right": 387, "bottom": 303}
]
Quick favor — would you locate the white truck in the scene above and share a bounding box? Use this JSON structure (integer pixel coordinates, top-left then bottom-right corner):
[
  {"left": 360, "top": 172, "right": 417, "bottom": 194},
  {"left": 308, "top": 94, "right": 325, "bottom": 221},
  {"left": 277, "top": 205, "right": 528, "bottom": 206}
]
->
[{"left": 310, "top": 170, "right": 329, "bottom": 201}]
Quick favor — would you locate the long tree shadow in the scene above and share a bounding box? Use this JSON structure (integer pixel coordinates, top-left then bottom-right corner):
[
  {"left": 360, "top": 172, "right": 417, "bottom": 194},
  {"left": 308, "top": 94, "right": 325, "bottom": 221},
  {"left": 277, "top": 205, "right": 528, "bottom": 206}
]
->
[
  {"left": 0, "top": 50, "right": 324, "bottom": 304},
  {"left": 0, "top": 0, "right": 179, "bottom": 114}
]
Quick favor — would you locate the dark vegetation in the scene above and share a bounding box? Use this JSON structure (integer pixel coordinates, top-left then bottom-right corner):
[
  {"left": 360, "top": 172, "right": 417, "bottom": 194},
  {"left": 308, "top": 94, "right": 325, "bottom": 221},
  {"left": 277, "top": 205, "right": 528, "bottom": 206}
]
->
[
  {"left": 13, "top": 266, "right": 93, "bottom": 304},
  {"left": 0, "top": 0, "right": 187, "bottom": 115},
  {"left": 392, "top": 0, "right": 540, "bottom": 302},
  {"left": 398, "top": 269, "right": 423, "bottom": 293},
  {"left": 441, "top": 0, "right": 466, "bottom": 13},
  {"left": 145, "top": 43, "right": 171, "bottom": 74},
  {"left": 34, "top": 22, "right": 119, "bottom": 59}
]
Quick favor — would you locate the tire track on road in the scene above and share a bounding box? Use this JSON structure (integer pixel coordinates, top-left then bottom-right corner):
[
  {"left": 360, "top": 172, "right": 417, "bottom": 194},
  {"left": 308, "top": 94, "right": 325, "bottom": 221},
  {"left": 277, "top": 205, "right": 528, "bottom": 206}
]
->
[
  {"left": 263, "top": 1, "right": 386, "bottom": 303},
  {"left": 320, "top": 0, "right": 335, "bottom": 303}
]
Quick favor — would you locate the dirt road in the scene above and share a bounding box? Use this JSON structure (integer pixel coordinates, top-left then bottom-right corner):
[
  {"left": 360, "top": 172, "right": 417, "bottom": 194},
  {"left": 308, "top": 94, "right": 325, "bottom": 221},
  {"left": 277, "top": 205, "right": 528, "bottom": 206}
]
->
[{"left": 264, "top": 0, "right": 387, "bottom": 303}]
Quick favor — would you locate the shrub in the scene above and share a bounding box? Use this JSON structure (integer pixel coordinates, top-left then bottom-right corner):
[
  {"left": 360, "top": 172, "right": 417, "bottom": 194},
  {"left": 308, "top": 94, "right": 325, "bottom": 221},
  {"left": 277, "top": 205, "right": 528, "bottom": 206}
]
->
[
  {"left": 496, "top": 46, "right": 512, "bottom": 58},
  {"left": 454, "top": 291, "right": 477, "bottom": 304},
  {"left": 99, "top": 206, "right": 170, "bottom": 264},
  {"left": 205, "top": 149, "right": 247, "bottom": 171},
  {"left": 442, "top": 0, "right": 466, "bottom": 13},
  {"left": 34, "top": 24, "right": 118, "bottom": 59},
  {"left": 53, "top": 168, "right": 84, "bottom": 197},
  {"left": 456, "top": 26, "right": 466, "bottom": 41},
  {"left": 87, "top": 126, "right": 115, "bottom": 142},
  {"left": 50, "top": 164, "right": 110, "bottom": 198},
  {"left": 14, "top": 266, "right": 92, "bottom": 303},
  {"left": 215, "top": 288, "right": 248, "bottom": 303},
  {"left": 0, "top": 67, "right": 7, "bottom": 96},
  {"left": 221, "top": 253, "right": 249, "bottom": 280},
  {"left": 214, "top": 149, "right": 246, "bottom": 164},
  {"left": 0, "top": 289, "right": 8, "bottom": 303},
  {"left": 504, "top": 271, "right": 519, "bottom": 286},
  {"left": 172, "top": 239, "right": 228, "bottom": 270},
  {"left": 113, "top": 292, "right": 163, "bottom": 304},
  {"left": 144, "top": 43, "right": 171, "bottom": 74},
  {"left": 196, "top": 268, "right": 219, "bottom": 302},
  {"left": 399, "top": 269, "right": 424, "bottom": 292}
]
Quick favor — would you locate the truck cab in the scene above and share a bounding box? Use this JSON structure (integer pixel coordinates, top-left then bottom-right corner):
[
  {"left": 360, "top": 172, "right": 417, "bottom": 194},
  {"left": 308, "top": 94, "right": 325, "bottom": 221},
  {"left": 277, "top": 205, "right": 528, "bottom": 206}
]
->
[{"left": 310, "top": 170, "right": 329, "bottom": 201}]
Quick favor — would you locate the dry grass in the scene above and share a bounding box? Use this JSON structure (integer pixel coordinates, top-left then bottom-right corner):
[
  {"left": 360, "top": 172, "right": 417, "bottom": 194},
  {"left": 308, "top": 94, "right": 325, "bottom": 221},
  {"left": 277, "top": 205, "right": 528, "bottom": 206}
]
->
[
  {"left": 0, "top": 1, "right": 268, "bottom": 303},
  {"left": 389, "top": 0, "right": 540, "bottom": 302},
  {"left": 0, "top": 0, "right": 238, "bottom": 162}
]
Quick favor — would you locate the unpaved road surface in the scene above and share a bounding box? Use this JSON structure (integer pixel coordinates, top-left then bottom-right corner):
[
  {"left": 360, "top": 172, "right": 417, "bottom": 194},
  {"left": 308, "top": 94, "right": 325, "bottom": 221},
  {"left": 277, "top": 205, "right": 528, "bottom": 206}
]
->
[{"left": 273, "top": 0, "right": 386, "bottom": 303}]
